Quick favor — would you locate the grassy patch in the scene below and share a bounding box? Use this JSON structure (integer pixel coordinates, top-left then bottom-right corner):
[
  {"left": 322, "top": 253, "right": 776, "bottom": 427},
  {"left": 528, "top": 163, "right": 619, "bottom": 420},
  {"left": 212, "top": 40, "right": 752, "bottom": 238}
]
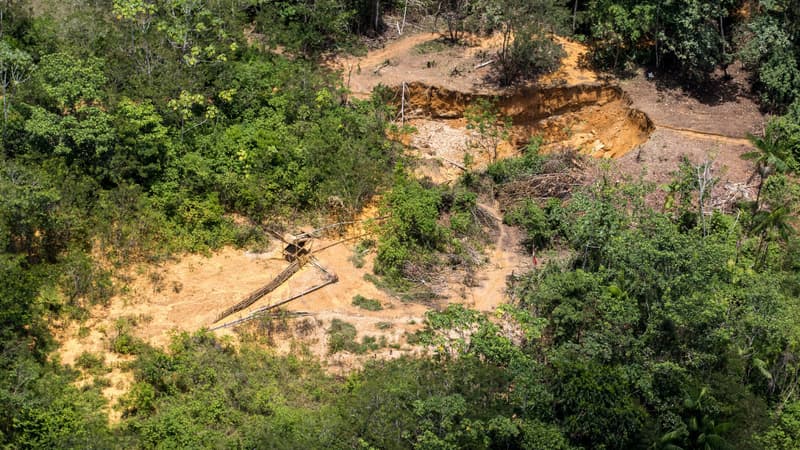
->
[
  {"left": 413, "top": 39, "right": 450, "bottom": 55},
  {"left": 327, "top": 319, "right": 387, "bottom": 354},
  {"left": 75, "top": 351, "right": 108, "bottom": 376},
  {"left": 352, "top": 294, "right": 383, "bottom": 311}
]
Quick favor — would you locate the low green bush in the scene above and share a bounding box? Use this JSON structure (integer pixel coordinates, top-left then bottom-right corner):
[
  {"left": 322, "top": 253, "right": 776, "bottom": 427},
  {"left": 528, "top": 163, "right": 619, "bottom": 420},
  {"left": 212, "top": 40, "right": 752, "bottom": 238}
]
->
[{"left": 352, "top": 294, "right": 383, "bottom": 311}]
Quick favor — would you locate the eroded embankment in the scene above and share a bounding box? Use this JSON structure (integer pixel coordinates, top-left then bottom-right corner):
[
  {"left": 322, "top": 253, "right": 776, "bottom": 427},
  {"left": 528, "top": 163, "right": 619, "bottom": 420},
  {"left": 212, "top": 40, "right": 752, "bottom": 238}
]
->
[{"left": 391, "top": 82, "right": 654, "bottom": 158}]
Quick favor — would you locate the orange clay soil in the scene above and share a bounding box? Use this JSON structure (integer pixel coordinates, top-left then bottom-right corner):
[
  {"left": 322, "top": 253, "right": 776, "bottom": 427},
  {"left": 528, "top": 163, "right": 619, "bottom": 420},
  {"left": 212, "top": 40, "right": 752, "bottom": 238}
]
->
[{"left": 54, "top": 219, "right": 532, "bottom": 418}]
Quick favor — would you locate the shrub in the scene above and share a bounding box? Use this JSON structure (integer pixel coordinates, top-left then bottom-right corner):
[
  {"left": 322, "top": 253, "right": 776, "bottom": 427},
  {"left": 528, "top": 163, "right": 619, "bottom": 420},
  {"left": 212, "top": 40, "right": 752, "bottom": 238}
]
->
[
  {"left": 486, "top": 137, "right": 545, "bottom": 184},
  {"left": 375, "top": 173, "right": 447, "bottom": 279},
  {"left": 75, "top": 352, "right": 105, "bottom": 374},
  {"left": 328, "top": 319, "right": 387, "bottom": 354},
  {"left": 328, "top": 319, "right": 359, "bottom": 354},
  {"left": 504, "top": 199, "right": 555, "bottom": 250},
  {"left": 352, "top": 294, "right": 383, "bottom": 311},
  {"left": 110, "top": 317, "right": 146, "bottom": 355}
]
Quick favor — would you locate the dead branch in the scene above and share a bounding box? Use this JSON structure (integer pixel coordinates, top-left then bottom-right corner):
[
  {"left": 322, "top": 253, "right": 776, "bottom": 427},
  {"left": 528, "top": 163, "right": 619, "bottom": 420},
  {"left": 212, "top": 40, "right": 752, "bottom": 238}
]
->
[
  {"left": 374, "top": 60, "right": 391, "bottom": 74},
  {"left": 441, "top": 157, "right": 468, "bottom": 171},
  {"left": 498, "top": 172, "right": 580, "bottom": 207},
  {"left": 310, "top": 232, "right": 374, "bottom": 255}
]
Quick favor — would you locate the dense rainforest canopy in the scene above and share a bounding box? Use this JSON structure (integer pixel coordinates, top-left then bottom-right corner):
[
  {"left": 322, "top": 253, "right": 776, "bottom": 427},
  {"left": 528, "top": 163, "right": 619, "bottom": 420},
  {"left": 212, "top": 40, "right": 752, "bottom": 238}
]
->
[{"left": 2, "top": 0, "right": 800, "bottom": 448}]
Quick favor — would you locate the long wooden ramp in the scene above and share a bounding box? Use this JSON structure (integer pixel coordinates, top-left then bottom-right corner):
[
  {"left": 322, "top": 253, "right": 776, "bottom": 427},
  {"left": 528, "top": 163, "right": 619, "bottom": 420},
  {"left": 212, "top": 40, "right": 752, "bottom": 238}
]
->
[
  {"left": 213, "top": 259, "right": 302, "bottom": 324},
  {"left": 209, "top": 275, "right": 337, "bottom": 331}
]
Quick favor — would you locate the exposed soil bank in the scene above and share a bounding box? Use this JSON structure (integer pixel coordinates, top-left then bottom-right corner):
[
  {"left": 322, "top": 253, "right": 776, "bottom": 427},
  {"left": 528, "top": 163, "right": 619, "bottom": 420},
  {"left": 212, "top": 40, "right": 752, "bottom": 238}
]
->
[{"left": 392, "top": 81, "right": 654, "bottom": 158}]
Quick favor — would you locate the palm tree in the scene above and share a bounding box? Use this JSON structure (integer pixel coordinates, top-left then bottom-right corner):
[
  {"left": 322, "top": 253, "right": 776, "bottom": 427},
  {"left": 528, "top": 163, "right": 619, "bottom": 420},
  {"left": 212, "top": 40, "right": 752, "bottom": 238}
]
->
[
  {"left": 751, "top": 206, "right": 795, "bottom": 269},
  {"left": 743, "top": 129, "right": 793, "bottom": 211},
  {"left": 657, "top": 388, "right": 733, "bottom": 450}
]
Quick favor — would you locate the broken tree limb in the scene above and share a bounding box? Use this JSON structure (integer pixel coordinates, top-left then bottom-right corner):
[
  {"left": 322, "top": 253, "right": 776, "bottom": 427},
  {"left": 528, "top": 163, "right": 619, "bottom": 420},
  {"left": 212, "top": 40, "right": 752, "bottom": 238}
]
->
[
  {"left": 308, "top": 257, "right": 338, "bottom": 282},
  {"left": 310, "top": 232, "right": 374, "bottom": 255},
  {"left": 440, "top": 157, "right": 468, "bottom": 171},
  {"left": 497, "top": 172, "right": 580, "bottom": 207},
  {"left": 474, "top": 60, "right": 495, "bottom": 69},
  {"left": 212, "top": 310, "right": 312, "bottom": 331},
  {"left": 373, "top": 60, "right": 390, "bottom": 74},
  {"left": 293, "top": 216, "right": 389, "bottom": 240}
]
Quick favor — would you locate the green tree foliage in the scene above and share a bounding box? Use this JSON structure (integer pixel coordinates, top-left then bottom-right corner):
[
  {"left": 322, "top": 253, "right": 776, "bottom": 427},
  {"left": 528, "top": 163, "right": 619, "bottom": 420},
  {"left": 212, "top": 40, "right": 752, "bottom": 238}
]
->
[
  {"left": 253, "top": 0, "right": 356, "bottom": 55},
  {"left": 24, "top": 53, "right": 115, "bottom": 176},
  {"left": 375, "top": 170, "right": 447, "bottom": 279},
  {"left": 465, "top": 97, "right": 511, "bottom": 163},
  {"left": 738, "top": 1, "right": 800, "bottom": 109},
  {"left": 2, "top": 1, "right": 800, "bottom": 449},
  {"left": 0, "top": 164, "right": 80, "bottom": 262},
  {"left": 503, "top": 199, "right": 557, "bottom": 250},
  {"left": 757, "top": 401, "right": 800, "bottom": 449},
  {"left": 0, "top": 39, "right": 33, "bottom": 143},
  {"left": 120, "top": 331, "right": 340, "bottom": 448},
  {"left": 760, "top": 102, "right": 800, "bottom": 171},
  {"left": 0, "top": 5, "right": 405, "bottom": 445},
  {"left": 490, "top": 0, "right": 569, "bottom": 84},
  {"left": 586, "top": 0, "right": 737, "bottom": 80},
  {"left": 0, "top": 255, "right": 113, "bottom": 448},
  {"left": 485, "top": 136, "right": 546, "bottom": 183},
  {"left": 111, "top": 98, "right": 173, "bottom": 187}
]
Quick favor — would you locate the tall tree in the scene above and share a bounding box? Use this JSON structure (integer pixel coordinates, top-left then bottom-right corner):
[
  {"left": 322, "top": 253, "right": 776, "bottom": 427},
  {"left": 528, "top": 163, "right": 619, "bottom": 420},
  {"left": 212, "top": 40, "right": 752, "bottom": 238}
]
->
[
  {"left": 0, "top": 40, "right": 32, "bottom": 144},
  {"left": 744, "top": 128, "right": 795, "bottom": 210}
]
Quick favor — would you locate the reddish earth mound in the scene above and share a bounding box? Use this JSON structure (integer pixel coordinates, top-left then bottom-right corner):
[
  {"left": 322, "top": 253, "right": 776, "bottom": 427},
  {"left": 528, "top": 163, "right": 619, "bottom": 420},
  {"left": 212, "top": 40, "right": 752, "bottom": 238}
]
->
[{"left": 392, "top": 82, "right": 653, "bottom": 159}]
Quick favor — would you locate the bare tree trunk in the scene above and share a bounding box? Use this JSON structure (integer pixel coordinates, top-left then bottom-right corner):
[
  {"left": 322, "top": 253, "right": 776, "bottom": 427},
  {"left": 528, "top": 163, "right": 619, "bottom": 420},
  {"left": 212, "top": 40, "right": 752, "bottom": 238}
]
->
[
  {"left": 400, "top": 81, "right": 406, "bottom": 126},
  {"left": 399, "top": 0, "right": 408, "bottom": 35},
  {"left": 754, "top": 169, "right": 765, "bottom": 212},
  {"left": 696, "top": 159, "right": 715, "bottom": 237},
  {"left": 655, "top": 4, "right": 660, "bottom": 68},
  {"left": 720, "top": 15, "right": 729, "bottom": 77},
  {"left": 573, "top": 0, "right": 579, "bottom": 33},
  {"left": 374, "top": 0, "right": 381, "bottom": 32}
]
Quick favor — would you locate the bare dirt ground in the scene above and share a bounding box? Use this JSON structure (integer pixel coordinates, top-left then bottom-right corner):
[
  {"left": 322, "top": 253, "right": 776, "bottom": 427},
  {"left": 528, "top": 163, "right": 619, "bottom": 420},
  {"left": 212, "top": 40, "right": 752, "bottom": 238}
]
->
[
  {"left": 54, "top": 29, "right": 767, "bottom": 418},
  {"left": 55, "top": 214, "right": 530, "bottom": 416},
  {"left": 336, "top": 32, "right": 505, "bottom": 96},
  {"left": 616, "top": 64, "right": 763, "bottom": 199},
  {"left": 335, "top": 34, "right": 599, "bottom": 97},
  {"left": 343, "top": 32, "right": 653, "bottom": 161},
  {"left": 620, "top": 62, "right": 765, "bottom": 138}
]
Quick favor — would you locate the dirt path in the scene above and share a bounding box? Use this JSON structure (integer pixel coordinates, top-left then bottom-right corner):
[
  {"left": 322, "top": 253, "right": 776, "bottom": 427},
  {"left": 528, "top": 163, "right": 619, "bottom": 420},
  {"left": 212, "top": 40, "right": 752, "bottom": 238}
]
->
[
  {"left": 338, "top": 32, "right": 440, "bottom": 74},
  {"left": 652, "top": 123, "right": 755, "bottom": 147},
  {"left": 467, "top": 202, "right": 529, "bottom": 312}
]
